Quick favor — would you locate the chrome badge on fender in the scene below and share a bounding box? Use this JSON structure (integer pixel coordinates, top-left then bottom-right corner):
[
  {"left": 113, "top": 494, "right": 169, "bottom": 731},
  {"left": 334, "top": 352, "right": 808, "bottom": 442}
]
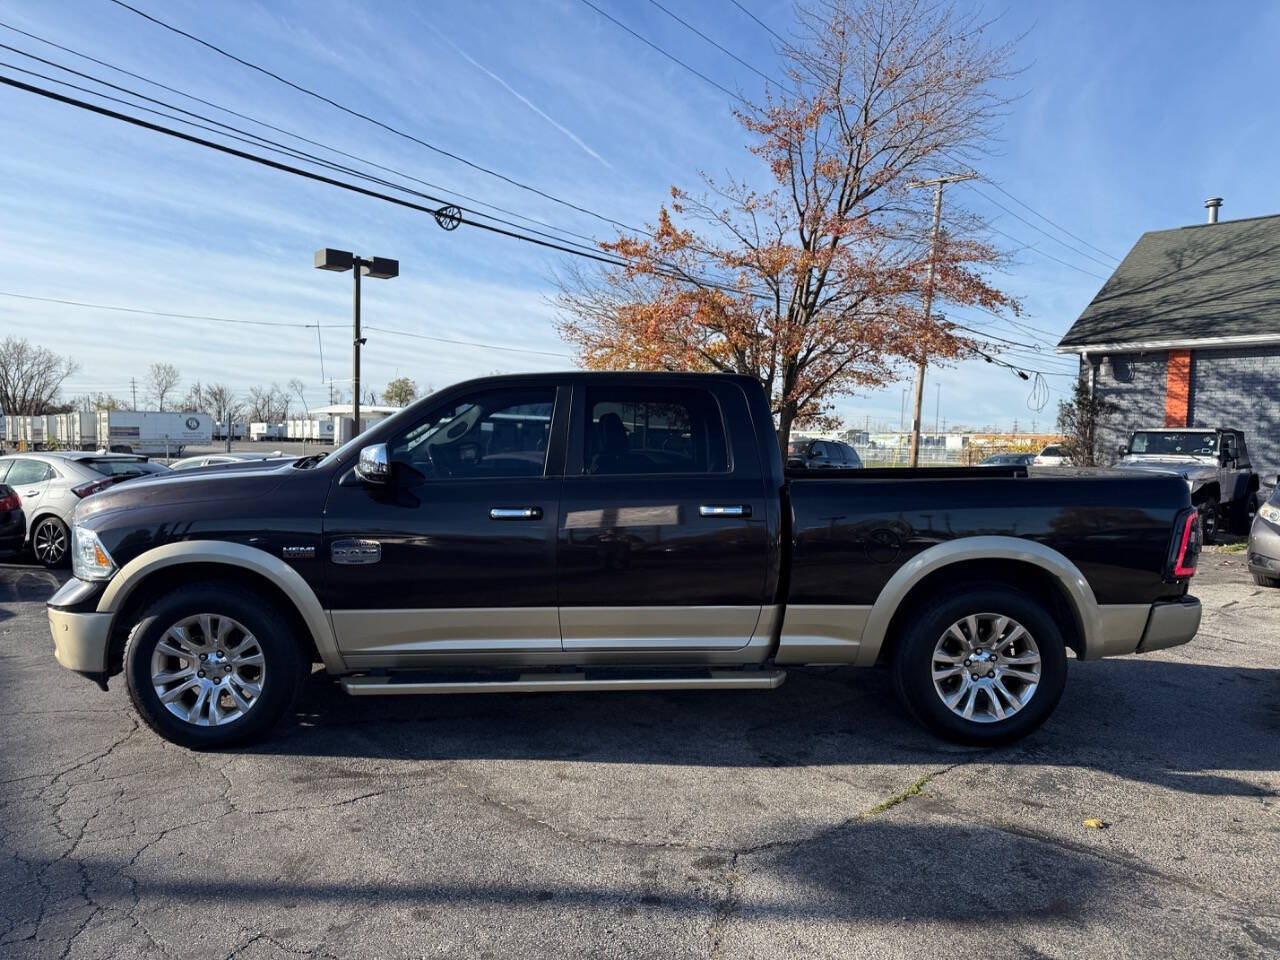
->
[{"left": 330, "top": 539, "right": 381, "bottom": 565}]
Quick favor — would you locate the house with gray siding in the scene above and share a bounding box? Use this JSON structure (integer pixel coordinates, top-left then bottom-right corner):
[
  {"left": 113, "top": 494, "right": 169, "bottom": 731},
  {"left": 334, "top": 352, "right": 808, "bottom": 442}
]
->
[{"left": 1057, "top": 203, "right": 1280, "bottom": 481}]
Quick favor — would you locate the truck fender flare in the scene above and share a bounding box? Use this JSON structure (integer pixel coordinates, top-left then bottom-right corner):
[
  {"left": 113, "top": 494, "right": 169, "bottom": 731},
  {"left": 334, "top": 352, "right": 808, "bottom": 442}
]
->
[
  {"left": 857, "top": 536, "right": 1102, "bottom": 664},
  {"left": 97, "top": 540, "right": 345, "bottom": 672}
]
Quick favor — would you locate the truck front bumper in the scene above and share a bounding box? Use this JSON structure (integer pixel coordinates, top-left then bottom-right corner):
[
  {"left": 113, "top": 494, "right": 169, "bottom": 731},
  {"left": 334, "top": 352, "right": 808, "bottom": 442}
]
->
[{"left": 48, "top": 607, "right": 113, "bottom": 687}]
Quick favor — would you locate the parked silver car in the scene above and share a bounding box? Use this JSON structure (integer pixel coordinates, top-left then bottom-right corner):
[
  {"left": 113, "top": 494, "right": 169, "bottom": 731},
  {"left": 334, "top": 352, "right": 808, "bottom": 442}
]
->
[
  {"left": 0, "top": 452, "right": 168, "bottom": 567},
  {"left": 1248, "top": 486, "right": 1280, "bottom": 587},
  {"left": 168, "top": 452, "right": 289, "bottom": 471}
]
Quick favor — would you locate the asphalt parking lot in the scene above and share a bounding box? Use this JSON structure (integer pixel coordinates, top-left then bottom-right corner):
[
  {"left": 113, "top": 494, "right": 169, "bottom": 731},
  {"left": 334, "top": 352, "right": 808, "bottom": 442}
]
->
[{"left": 1, "top": 551, "right": 1278, "bottom": 959}]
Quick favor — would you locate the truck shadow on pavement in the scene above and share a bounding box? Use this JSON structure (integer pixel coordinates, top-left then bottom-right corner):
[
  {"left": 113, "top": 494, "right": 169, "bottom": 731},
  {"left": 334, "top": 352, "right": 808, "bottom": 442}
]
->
[{"left": 265, "top": 658, "right": 1280, "bottom": 799}]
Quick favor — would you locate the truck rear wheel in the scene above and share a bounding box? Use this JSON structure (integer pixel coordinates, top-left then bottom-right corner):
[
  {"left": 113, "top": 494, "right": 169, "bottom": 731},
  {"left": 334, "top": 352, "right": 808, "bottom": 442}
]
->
[
  {"left": 891, "top": 586, "right": 1068, "bottom": 747},
  {"left": 123, "top": 585, "right": 307, "bottom": 749}
]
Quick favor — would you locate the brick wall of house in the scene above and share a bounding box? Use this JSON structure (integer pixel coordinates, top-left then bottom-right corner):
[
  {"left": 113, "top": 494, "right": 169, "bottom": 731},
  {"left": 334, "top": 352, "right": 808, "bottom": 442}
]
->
[
  {"left": 1088, "top": 352, "right": 1169, "bottom": 462},
  {"left": 1190, "top": 347, "right": 1280, "bottom": 482},
  {"left": 1085, "top": 346, "right": 1280, "bottom": 482}
]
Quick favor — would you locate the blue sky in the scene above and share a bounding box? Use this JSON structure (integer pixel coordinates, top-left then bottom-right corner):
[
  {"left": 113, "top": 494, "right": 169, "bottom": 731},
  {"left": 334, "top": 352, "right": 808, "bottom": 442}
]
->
[{"left": 0, "top": 0, "right": 1277, "bottom": 428}]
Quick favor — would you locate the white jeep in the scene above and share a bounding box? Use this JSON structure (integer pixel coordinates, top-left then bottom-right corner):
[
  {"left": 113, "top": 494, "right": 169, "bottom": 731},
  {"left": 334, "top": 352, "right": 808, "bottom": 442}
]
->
[{"left": 1116, "top": 428, "right": 1258, "bottom": 543}]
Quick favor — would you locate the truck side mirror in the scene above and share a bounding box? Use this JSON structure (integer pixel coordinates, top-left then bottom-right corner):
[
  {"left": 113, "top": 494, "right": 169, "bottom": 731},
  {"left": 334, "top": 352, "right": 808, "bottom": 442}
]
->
[
  {"left": 356, "top": 443, "right": 390, "bottom": 483},
  {"left": 1117, "top": 445, "right": 1129, "bottom": 457}
]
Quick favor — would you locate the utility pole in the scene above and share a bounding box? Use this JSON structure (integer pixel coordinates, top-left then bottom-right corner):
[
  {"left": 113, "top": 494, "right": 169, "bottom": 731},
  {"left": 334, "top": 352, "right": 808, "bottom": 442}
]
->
[
  {"left": 907, "top": 172, "right": 977, "bottom": 466},
  {"left": 352, "top": 261, "right": 361, "bottom": 435},
  {"left": 130, "top": 377, "right": 137, "bottom": 411}
]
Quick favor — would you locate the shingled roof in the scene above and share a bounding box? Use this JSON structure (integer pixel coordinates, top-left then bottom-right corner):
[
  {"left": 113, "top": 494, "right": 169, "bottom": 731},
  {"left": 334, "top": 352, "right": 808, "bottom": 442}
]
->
[{"left": 1057, "top": 212, "right": 1280, "bottom": 352}]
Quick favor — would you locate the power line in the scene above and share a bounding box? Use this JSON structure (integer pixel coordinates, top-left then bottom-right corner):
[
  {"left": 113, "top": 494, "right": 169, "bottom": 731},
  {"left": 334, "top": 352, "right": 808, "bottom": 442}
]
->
[
  {"left": 0, "top": 18, "right": 618, "bottom": 251},
  {"left": 646, "top": 0, "right": 785, "bottom": 87},
  {"left": 978, "top": 177, "right": 1121, "bottom": 263},
  {"left": 0, "top": 291, "right": 575, "bottom": 362},
  {"left": 577, "top": 0, "right": 749, "bottom": 106},
  {"left": 0, "top": 47, "right": 620, "bottom": 263},
  {"left": 106, "top": 0, "right": 637, "bottom": 232},
  {"left": 965, "top": 183, "right": 1119, "bottom": 271},
  {"left": 981, "top": 221, "right": 1110, "bottom": 281},
  {"left": 727, "top": 0, "right": 787, "bottom": 45}
]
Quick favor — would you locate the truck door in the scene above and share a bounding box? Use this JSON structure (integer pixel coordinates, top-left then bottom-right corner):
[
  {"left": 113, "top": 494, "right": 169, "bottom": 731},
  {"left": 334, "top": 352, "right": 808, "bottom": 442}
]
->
[
  {"left": 320, "top": 382, "right": 568, "bottom": 664},
  {"left": 557, "top": 380, "right": 770, "bottom": 652}
]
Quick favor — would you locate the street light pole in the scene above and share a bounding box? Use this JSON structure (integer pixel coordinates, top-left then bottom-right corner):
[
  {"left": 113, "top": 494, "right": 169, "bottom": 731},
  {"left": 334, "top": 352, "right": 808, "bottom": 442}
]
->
[
  {"left": 352, "top": 261, "right": 361, "bottom": 436},
  {"left": 906, "top": 172, "right": 976, "bottom": 467},
  {"left": 315, "top": 248, "right": 398, "bottom": 441}
]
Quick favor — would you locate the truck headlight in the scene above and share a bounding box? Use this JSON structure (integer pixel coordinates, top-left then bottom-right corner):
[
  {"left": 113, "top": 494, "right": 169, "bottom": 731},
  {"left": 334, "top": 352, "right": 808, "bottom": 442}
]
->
[
  {"left": 71, "top": 525, "right": 117, "bottom": 581},
  {"left": 1259, "top": 502, "right": 1280, "bottom": 526}
]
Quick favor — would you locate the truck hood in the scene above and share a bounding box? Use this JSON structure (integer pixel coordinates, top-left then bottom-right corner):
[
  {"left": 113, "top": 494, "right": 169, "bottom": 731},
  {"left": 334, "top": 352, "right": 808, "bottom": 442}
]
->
[
  {"left": 73, "top": 463, "right": 296, "bottom": 524},
  {"left": 1116, "top": 456, "right": 1217, "bottom": 483}
]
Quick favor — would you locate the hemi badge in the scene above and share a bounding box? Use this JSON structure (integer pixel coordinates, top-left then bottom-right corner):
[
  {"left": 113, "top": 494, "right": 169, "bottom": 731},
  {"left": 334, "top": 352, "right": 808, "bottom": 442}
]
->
[
  {"left": 331, "top": 539, "right": 381, "bottom": 565},
  {"left": 282, "top": 545, "right": 315, "bottom": 560}
]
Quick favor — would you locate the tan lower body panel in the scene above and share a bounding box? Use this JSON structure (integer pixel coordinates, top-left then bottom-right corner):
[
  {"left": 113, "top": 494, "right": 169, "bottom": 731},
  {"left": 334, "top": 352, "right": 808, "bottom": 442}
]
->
[
  {"left": 775, "top": 604, "right": 869, "bottom": 664},
  {"left": 331, "top": 607, "right": 561, "bottom": 658},
  {"left": 560, "top": 605, "right": 766, "bottom": 651}
]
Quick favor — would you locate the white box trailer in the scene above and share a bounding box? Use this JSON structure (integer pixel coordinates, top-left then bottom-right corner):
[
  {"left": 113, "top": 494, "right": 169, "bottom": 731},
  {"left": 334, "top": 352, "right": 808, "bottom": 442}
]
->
[
  {"left": 96, "top": 411, "right": 213, "bottom": 455},
  {"left": 213, "top": 420, "right": 246, "bottom": 441},
  {"left": 20, "top": 415, "right": 46, "bottom": 446},
  {"left": 54, "top": 412, "right": 97, "bottom": 449},
  {"left": 249, "top": 422, "right": 285, "bottom": 441},
  {"left": 285, "top": 418, "right": 334, "bottom": 441}
]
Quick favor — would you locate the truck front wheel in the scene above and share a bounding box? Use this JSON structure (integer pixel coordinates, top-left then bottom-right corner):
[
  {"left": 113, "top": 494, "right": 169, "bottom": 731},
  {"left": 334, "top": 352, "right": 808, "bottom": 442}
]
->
[
  {"left": 123, "top": 585, "right": 308, "bottom": 749},
  {"left": 891, "top": 586, "right": 1068, "bottom": 747}
]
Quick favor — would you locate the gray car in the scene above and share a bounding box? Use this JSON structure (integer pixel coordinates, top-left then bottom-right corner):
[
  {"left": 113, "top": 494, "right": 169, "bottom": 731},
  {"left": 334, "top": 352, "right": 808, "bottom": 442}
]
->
[
  {"left": 1247, "top": 486, "right": 1280, "bottom": 587},
  {"left": 0, "top": 452, "right": 168, "bottom": 567}
]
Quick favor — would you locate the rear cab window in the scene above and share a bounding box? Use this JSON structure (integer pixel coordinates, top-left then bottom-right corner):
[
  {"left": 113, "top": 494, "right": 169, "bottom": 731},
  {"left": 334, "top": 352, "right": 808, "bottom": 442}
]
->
[{"left": 582, "top": 386, "right": 729, "bottom": 475}]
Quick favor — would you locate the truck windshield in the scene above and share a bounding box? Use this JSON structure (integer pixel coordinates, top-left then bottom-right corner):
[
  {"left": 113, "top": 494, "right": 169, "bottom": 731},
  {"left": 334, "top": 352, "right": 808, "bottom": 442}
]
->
[{"left": 1129, "top": 432, "right": 1218, "bottom": 456}]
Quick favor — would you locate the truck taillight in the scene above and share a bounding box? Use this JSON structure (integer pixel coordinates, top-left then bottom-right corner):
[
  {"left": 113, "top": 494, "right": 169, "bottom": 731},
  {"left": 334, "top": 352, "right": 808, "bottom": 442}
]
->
[
  {"left": 1170, "top": 509, "right": 1201, "bottom": 579},
  {"left": 72, "top": 479, "right": 114, "bottom": 499}
]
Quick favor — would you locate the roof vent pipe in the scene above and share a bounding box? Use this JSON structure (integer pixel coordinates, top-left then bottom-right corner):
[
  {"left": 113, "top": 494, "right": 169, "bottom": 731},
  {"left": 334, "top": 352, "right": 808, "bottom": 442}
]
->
[{"left": 1205, "top": 197, "right": 1223, "bottom": 223}]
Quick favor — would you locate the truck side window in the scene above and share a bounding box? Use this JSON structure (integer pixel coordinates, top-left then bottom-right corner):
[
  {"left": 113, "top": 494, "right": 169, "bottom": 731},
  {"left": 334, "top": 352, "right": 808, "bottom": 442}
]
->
[
  {"left": 583, "top": 387, "right": 728, "bottom": 475},
  {"left": 390, "top": 388, "right": 555, "bottom": 481}
]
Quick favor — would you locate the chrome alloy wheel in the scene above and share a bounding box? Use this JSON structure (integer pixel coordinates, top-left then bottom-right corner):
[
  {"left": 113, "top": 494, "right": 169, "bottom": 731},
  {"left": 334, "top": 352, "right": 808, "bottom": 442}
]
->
[
  {"left": 33, "top": 519, "right": 67, "bottom": 565},
  {"left": 931, "top": 613, "right": 1042, "bottom": 723},
  {"left": 150, "top": 614, "right": 266, "bottom": 726}
]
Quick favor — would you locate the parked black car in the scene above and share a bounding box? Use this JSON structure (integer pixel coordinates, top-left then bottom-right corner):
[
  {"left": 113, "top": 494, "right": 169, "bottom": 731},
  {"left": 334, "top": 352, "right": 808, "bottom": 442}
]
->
[
  {"left": 979, "top": 453, "right": 1036, "bottom": 467},
  {"left": 0, "top": 483, "right": 25, "bottom": 553},
  {"left": 787, "top": 438, "right": 863, "bottom": 469},
  {"left": 48, "top": 372, "right": 1202, "bottom": 751}
]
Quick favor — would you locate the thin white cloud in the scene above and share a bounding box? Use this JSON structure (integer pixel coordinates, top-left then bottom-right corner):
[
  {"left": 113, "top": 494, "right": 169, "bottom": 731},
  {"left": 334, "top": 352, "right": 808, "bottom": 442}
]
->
[{"left": 423, "top": 23, "right": 612, "bottom": 170}]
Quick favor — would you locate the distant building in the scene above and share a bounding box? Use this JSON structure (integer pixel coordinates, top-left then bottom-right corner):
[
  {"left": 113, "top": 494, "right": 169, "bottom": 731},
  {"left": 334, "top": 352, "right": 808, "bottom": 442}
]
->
[{"left": 1058, "top": 202, "right": 1280, "bottom": 477}]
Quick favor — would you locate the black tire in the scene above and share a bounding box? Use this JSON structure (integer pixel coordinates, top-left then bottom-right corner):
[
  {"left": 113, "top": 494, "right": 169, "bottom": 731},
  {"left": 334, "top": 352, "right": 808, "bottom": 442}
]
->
[
  {"left": 123, "top": 584, "right": 307, "bottom": 749},
  {"left": 31, "top": 515, "right": 70, "bottom": 568},
  {"left": 1252, "top": 572, "right": 1280, "bottom": 588},
  {"left": 891, "top": 585, "right": 1068, "bottom": 747},
  {"left": 1228, "top": 492, "right": 1258, "bottom": 535},
  {"left": 1197, "top": 497, "right": 1220, "bottom": 545}
]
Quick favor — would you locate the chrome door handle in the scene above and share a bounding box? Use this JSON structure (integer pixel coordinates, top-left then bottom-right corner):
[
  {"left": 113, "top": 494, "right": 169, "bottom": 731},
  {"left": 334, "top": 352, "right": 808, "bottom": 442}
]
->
[
  {"left": 490, "top": 507, "right": 543, "bottom": 520},
  {"left": 700, "top": 504, "right": 750, "bottom": 518}
]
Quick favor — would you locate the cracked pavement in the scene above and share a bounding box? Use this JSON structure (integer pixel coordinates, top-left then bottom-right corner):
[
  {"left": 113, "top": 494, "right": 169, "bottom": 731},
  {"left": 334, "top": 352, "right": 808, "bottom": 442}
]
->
[{"left": 1, "top": 555, "right": 1278, "bottom": 959}]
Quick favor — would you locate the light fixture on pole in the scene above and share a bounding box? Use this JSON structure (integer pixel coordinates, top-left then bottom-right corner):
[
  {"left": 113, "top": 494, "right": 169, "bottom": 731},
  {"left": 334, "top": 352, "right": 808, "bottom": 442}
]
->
[
  {"left": 314, "top": 248, "right": 399, "bottom": 438},
  {"left": 905, "top": 172, "right": 976, "bottom": 467}
]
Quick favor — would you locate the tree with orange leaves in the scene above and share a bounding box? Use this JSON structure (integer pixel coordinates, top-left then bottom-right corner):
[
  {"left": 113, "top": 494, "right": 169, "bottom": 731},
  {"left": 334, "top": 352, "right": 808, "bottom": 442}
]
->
[{"left": 556, "top": 0, "right": 1019, "bottom": 453}]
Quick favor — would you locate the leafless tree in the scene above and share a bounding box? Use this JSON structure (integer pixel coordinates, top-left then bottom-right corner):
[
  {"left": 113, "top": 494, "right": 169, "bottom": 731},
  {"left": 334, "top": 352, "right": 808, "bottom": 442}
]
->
[
  {"left": 204, "top": 383, "right": 242, "bottom": 427},
  {"left": 146, "top": 362, "right": 181, "bottom": 411},
  {"left": 71, "top": 392, "right": 124, "bottom": 412},
  {"left": 0, "top": 337, "right": 80, "bottom": 415},
  {"left": 180, "top": 381, "right": 207, "bottom": 412},
  {"left": 246, "top": 383, "right": 289, "bottom": 422}
]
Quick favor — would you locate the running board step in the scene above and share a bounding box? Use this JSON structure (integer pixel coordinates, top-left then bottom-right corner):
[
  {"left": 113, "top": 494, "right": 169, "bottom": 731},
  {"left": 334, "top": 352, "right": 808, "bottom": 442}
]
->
[{"left": 340, "top": 669, "right": 787, "bottom": 696}]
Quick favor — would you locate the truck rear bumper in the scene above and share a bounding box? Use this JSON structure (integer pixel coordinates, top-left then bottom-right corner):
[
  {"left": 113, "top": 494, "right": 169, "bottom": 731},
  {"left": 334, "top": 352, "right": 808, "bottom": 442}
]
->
[
  {"left": 1135, "top": 596, "right": 1202, "bottom": 654},
  {"left": 48, "top": 607, "right": 112, "bottom": 682},
  {"left": 1091, "top": 597, "right": 1200, "bottom": 658}
]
